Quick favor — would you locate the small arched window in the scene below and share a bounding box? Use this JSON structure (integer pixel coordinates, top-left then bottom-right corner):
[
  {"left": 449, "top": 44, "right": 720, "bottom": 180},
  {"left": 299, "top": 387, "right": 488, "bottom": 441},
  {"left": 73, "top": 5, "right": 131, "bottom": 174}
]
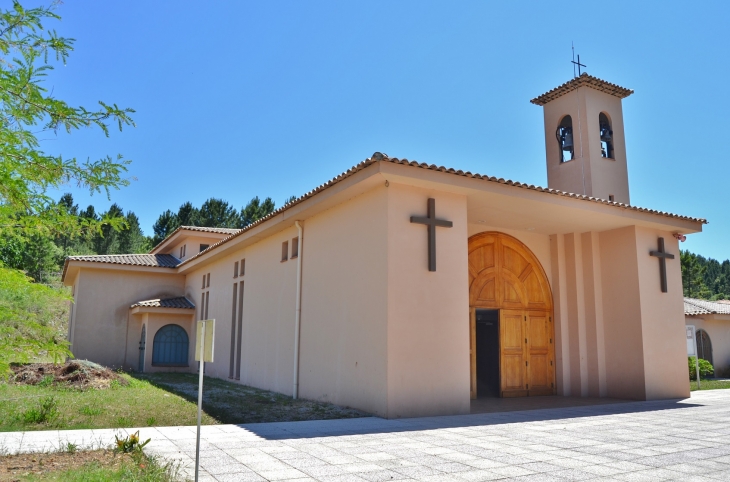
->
[
  {"left": 556, "top": 115, "right": 574, "bottom": 162},
  {"left": 152, "top": 324, "right": 189, "bottom": 366},
  {"left": 696, "top": 329, "right": 713, "bottom": 367},
  {"left": 599, "top": 112, "right": 614, "bottom": 159}
]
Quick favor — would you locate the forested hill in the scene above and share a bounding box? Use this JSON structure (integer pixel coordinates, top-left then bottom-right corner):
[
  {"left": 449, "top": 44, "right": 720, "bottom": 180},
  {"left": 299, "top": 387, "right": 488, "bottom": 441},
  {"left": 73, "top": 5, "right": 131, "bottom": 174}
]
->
[
  {"left": 681, "top": 251, "right": 730, "bottom": 300},
  {"left": 0, "top": 193, "right": 293, "bottom": 282}
]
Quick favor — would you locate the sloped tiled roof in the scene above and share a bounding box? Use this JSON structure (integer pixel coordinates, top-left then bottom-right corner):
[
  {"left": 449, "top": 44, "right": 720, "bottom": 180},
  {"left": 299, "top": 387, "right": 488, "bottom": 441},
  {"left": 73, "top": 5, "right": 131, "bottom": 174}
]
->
[
  {"left": 130, "top": 296, "right": 195, "bottom": 309},
  {"left": 177, "top": 153, "right": 707, "bottom": 269},
  {"left": 684, "top": 298, "right": 730, "bottom": 316},
  {"left": 66, "top": 254, "right": 181, "bottom": 268},
  {"left": 148, "top": 225, "right": 241, "bottom": 254},
  {"left": 530, "top": 73, "right": 634, "bottom": 106},
  {"left": 177, "top": 226, "right": 241, "bottom": 235}
]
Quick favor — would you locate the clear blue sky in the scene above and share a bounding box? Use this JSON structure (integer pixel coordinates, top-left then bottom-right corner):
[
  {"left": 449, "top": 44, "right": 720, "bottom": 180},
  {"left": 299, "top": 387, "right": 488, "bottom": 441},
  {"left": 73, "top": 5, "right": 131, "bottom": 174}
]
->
[{"left": 40, "top": 1, "right": 729, "bottom": 259}]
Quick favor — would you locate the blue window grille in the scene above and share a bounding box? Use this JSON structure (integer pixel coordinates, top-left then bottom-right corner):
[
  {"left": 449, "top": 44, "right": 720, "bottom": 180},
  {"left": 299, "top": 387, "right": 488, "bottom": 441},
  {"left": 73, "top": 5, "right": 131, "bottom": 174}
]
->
[{"left": 152, "top": 324, "right": 189, "bottom": 366}]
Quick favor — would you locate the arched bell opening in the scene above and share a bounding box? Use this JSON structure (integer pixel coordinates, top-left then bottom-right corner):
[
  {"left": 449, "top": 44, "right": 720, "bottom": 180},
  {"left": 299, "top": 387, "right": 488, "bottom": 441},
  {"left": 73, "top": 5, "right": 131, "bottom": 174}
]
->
[
  {"left": 556, "top": 115, "right": 574, "bottom": 162},
  {"left": 599, "top": 112, "right": 614, "bottom": 159}
]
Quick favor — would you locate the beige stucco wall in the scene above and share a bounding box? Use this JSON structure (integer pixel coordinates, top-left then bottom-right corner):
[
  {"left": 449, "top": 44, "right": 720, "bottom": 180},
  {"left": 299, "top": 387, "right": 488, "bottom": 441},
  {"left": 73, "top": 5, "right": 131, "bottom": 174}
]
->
[
  {"left": 183, "top": 226, "right": 299, "bottom": 395},
  {"left": 127, "top": 312, "right": 196, "bottom": 373},
  {"left": 634, "top": 227, "right": 689, "bottom": 399},
  {"left": 71, "top": 268, "right": 185, "bottom": 370},
  {"left": 386, "top": 184, "right": 470, "bottom": 418},
  {"left": 166, "top": 235, "right": 226, "bottom": 261},
  {"left": 298, "top": 186, "right": 389, "bottom": 416},
  {"left": 686, "top": 315, "right": 730, "bottom": 376}
]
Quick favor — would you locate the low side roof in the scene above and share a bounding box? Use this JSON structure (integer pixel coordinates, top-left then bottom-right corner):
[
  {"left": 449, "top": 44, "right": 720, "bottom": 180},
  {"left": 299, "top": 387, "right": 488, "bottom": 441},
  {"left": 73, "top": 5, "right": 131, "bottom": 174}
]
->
[
  {"left": 530, "top": 73, "right": 634, "bottom": 106},
  {"left": 130, "top": 296, "right": 195, "bottom": 309},
  {"left": 685, "top": 298, "right": 730, "bottom": 316},
  {"left": 62, "top": 253, "right": 180, "bottom": 280}
]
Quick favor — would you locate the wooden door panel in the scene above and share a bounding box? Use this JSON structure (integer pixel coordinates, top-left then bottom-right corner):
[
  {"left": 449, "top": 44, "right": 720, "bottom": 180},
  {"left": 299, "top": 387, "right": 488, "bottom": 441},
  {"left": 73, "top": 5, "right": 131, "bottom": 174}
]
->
[
  {"left": 526, "top": 311, "right": 555, "bottom": 395},
  {"left": 502, "top": 355, "right": 524, "bottom": 391},
  {"left": 500, "top": 310, "right": 525, "bottom": 395}
]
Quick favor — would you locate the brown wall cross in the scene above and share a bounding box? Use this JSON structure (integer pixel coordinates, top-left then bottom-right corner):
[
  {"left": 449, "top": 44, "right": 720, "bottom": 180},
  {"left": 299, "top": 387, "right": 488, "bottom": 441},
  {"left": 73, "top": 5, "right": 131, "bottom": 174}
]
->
[
  {"left": 410, "top": 198, "right": 453, "bottom": 272},
  {"left": 650, "top": 237, "right": 675, "bottom": 293}
]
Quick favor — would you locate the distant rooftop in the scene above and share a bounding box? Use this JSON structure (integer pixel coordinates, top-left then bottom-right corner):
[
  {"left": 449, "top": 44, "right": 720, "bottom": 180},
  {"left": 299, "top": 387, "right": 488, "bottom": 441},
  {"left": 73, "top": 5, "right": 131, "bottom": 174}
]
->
[{"left": 684, "top": 298, "right": 730, "bottom": 316}]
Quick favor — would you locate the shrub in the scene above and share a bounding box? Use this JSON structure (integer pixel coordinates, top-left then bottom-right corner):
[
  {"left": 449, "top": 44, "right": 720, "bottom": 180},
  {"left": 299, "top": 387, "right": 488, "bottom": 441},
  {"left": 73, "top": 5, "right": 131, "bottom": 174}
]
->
[
  {"left": 689, "top": 356, "right": 714, "bottom": 380},
  {"left": 22, "top": 396, "right": 59, "bottom": 424},
  {"left": 114, "top": 431, "right": 150, "bottom": 456}
]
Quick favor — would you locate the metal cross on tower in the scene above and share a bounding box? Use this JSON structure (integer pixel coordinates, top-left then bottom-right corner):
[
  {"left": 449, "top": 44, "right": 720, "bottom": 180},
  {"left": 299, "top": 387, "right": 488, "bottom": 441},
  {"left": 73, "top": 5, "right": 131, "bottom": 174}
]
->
[
  {"left": 571, "top": 44, "right": 586, "bottom": 77},
  {"left": 650, "top": 237, "right": 675, "bottom": 293},
  {"left": 410, "top": 198, "right": 453, "bottom": 272}
]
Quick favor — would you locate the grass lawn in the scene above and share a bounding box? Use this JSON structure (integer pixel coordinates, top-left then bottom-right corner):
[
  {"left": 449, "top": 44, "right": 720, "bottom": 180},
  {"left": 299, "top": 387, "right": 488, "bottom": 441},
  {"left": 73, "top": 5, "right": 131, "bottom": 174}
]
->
[
  {"left": 0, "top": 371, "right": 366, "bottom": 432},
  {"left": 0, "top": 449, "right": 182, "bottom": 481},
  {"left": 690, "top": 379, "right": 730, "bottom": 391}
]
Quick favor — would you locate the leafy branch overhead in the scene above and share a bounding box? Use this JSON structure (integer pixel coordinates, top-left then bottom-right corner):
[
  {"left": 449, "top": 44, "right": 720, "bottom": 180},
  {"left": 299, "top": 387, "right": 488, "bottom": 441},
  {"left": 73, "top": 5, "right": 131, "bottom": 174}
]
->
[{"left": 0, "top": 0, "right": 135, "bottom": 238}]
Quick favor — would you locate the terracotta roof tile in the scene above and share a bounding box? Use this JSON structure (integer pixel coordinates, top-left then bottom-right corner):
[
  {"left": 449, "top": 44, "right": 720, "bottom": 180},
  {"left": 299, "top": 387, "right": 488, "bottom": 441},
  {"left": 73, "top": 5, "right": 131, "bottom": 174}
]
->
[
  {"left": 178, "top": 153, "right": 706, "bottom": 268},
  {"left": 684, "top": 298, "right": 730, "bottom": 316},
  {"left": 66, "top": 254, "right": 180, "bottom": 268},
  {"left": 530, "top": 73, "right": 634, "bottom": 106},
  {"left": 177, "top": 226, "right": 241, "bottom": 235},
  {"left": 130, "top": 296, "right": 195, "bottom": 309}
]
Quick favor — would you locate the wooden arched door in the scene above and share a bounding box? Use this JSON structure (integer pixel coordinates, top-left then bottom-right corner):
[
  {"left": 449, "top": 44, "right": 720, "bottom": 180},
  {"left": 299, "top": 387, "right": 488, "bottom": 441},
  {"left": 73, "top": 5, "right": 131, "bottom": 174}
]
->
[{"left": 468, "top": 232, "right": 555, "bottom": 398}]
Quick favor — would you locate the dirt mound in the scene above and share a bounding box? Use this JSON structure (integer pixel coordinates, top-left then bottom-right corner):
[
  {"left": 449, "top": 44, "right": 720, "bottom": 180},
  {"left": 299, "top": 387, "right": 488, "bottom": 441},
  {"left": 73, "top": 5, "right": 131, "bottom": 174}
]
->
[{"left": 10, "top": 360, "right": 128, "bottom": 390}]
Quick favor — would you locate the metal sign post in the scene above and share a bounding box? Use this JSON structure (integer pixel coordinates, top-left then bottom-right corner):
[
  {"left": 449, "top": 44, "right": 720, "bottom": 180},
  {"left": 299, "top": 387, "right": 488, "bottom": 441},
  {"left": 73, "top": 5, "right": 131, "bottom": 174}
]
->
[{"left": 194, "top": 319, "right": 215, "bottom": 482}]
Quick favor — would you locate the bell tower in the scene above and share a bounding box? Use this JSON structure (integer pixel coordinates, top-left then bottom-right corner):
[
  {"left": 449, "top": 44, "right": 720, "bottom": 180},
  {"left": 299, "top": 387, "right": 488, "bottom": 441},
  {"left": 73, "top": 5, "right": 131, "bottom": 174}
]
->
[{"left": 531, "top": 73, "right": 634, "bottom": 204}]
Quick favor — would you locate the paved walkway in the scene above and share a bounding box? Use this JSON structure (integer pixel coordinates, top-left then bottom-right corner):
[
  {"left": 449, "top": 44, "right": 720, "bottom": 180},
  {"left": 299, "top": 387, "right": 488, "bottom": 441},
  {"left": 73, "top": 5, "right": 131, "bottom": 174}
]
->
[{"left": 3, "top": 391, "right": 730, "bottom": 481}]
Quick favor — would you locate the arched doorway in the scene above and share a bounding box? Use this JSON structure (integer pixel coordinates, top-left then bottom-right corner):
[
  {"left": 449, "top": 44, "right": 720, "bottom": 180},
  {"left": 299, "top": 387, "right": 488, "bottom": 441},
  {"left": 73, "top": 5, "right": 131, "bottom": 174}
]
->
[
  {"left": 468, "top": 232, "right": 555, "bottom": 398},
  {"left": 696, "top": 329, "right": 713, "bottom": 366}
]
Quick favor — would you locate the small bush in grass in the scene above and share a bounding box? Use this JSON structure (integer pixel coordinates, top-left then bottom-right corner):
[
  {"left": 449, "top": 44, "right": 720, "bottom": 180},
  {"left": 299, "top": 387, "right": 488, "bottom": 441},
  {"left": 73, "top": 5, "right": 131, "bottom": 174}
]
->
[
  {"left": 115, "top": 416, "right": 132, "bottom": 427},
  {"left": 79, "top": 404, "right": 104, "bottom": 416},
  {"left": 115, "top": 431, "right": 150, "bottom": 461},
  {"left": 146, "top": 417, "right": 157, "bottom": 426},
  {"left": 689, "top": 356, "right": 714, "bottom": 380},
  {"left": 22, "top": 396, "right": 59, "bottom": 424}
]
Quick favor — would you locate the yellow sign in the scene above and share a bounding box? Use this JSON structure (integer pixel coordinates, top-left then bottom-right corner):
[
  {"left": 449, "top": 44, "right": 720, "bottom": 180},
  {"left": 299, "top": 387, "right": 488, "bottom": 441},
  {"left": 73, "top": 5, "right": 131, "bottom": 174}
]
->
[{"left": 195, "top": 319, "right": 215, "bottom": 362}]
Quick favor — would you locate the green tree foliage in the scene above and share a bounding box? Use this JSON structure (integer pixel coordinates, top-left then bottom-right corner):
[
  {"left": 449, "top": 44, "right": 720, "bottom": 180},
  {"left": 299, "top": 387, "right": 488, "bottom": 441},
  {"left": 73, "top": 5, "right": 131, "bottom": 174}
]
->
[
  {"left": 681, "top": 250, "right": 730, "bottom": 300},
  {"left": 0, "top": 1, "right": 135, "bottom": 239},
  {"left": 150, "top": 196, "right": 278, "bottom": 246},
  {"left": 199, "top": 198, "right": 237, "bottom": 228},
  {"left": 238, "top": 196, "right": 275, "bottom": 227},
  {"left": 0, "top": 266, "right": 72, "bottom": 375}
]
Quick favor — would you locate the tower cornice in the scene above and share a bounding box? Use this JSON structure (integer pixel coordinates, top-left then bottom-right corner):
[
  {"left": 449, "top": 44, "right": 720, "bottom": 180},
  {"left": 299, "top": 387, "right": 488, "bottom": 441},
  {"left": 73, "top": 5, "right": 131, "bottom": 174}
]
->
[{"left": 530, "top": 72, "right": 633, "bottom": 106}]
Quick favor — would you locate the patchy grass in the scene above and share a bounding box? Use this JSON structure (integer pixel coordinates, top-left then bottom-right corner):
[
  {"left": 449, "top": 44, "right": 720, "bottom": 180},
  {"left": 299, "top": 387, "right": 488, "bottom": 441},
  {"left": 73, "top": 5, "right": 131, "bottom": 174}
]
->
[
  {"left": 136, "top": 372, "right": 367, "bottom": 424},
  {"left": 691, "top": 379, "right": 730, "bottom": 391},
  {"left": 0, "top": 449, "right": 183, "bottom": 481},
  {"left": 0, "top": 373, "right": 216, "bottom": 432},
  {"left": 0, "top": 371, "right": 366, "bottom": 432}
]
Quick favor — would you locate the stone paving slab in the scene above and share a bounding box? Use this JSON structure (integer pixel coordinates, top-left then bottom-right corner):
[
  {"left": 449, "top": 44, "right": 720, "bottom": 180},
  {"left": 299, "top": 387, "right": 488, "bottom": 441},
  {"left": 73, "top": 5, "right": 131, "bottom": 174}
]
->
[{"left": 2, "top": 391, "right": 730, "bottom": 481}]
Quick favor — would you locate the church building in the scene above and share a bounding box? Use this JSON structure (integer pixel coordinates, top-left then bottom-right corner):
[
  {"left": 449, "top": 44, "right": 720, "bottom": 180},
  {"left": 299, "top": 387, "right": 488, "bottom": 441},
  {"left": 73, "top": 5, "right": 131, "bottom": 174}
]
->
[{"left": 62, "top": 73, "right": 705, "bottom": 418}]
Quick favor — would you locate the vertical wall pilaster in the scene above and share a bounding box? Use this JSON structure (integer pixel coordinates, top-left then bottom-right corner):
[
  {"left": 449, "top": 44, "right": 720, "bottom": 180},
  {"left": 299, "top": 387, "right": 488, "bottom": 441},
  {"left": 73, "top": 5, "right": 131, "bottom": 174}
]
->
[{"left": 550, "top": 234, "right": 570, "bottom": 396}]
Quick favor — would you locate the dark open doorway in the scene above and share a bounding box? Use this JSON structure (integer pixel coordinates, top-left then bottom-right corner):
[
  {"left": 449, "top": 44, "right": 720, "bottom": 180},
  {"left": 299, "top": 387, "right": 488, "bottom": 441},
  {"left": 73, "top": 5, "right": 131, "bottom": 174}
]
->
[{"left": 476, "top": 309, "right": 500, "bottom": 398}]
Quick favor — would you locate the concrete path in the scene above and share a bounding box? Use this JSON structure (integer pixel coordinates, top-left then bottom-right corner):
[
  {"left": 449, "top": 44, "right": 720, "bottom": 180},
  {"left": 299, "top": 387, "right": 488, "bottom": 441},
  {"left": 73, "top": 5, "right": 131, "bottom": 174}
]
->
[{"left": 3, "top": 390, "right": 730, "bottom": 481}]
